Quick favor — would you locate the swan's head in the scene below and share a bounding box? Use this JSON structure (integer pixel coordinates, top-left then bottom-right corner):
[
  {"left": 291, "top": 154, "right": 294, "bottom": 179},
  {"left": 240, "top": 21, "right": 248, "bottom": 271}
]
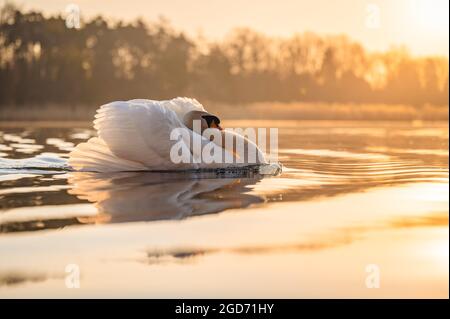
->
[{"left": 183, "top": 110, "right": 223, "bottom": 133}]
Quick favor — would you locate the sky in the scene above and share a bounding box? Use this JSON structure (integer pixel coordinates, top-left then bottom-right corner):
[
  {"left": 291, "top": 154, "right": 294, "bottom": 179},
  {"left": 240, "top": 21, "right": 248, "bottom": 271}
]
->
[{"left": 2, "top": 0, "right": 449, "bottom": 57}]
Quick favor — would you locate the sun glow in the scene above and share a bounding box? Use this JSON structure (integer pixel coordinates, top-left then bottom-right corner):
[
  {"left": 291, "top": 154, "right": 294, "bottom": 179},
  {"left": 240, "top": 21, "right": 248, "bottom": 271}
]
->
[{"left": 409, "top": 0, "right": 450, "bottom": 33}]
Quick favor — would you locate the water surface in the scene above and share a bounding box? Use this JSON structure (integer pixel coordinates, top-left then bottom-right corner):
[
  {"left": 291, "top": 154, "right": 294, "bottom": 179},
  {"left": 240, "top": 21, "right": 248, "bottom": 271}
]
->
[{"left": 0, "top": 120, "right": 448, "bottom": 298}]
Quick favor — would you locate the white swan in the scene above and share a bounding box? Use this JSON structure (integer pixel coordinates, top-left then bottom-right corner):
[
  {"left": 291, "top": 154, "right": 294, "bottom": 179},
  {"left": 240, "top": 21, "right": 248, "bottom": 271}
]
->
[{"left": 69, "top": 97, "right": 267, "bottom": 172}]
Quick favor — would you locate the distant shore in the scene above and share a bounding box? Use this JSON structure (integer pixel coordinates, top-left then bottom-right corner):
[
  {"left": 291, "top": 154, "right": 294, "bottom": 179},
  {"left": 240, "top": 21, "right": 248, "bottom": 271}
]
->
[
  {"left": 0, "top": 102, "right": 448, "bottom": 122},
  {"left": 208, "top": 102, "right": 449, "bottom": 122}
]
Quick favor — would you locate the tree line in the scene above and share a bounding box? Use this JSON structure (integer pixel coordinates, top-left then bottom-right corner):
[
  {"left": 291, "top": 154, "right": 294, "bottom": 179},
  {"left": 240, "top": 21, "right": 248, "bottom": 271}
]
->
[{"left": 0, "top": 4, "right": 448, "bottom": 108}]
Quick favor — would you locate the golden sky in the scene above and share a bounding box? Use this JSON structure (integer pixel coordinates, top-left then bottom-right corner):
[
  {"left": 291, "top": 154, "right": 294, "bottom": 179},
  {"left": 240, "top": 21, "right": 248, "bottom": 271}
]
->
[{"left": 3, "top": 0, "right": 449, "bottom": 56}]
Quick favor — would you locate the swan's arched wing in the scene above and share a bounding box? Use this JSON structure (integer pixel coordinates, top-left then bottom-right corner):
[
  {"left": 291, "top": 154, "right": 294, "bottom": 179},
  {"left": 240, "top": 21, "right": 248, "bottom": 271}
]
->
[
  {"left": 93, "top": 100, "right": 194, "bottom": 170},
  {"left": 162, "top": 97, "right": 206, "bottom": 120},
  {"left": 68, "top": 137, "right": 147, "bottom": 172}
]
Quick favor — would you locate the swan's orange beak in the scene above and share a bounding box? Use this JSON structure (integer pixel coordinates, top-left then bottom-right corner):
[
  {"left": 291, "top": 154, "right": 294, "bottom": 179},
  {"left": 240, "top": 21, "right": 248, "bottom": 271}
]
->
[{"left": 210, "top": 121, "right": 223, "bottom": 130}]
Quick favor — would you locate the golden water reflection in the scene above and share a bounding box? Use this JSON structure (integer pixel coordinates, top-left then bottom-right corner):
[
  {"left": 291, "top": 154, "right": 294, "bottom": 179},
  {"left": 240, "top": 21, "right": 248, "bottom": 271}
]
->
[{"left": 0, "top": 121, "right": 448, "bottom": 297}]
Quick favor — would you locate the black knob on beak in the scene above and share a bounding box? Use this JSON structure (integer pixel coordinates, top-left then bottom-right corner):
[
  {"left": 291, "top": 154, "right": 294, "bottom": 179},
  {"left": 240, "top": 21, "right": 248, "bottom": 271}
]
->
[{"left": 202, "top": 115, "right": 222, "bottom": 130}]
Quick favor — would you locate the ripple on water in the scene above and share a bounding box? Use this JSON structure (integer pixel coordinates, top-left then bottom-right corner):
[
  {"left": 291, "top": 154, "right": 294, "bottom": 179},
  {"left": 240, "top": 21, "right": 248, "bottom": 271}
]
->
[
  {"left": 0, "top": 123, "right": 448, "bottom": 236},
  {"left": 0, "top": 154, "right": 70, "bottom": 171}
]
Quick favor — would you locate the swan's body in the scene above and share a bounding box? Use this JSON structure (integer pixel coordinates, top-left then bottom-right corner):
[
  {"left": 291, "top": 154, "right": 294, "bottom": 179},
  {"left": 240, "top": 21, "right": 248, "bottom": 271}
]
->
[{"left": 69, "top": 97, "right": 267, "bottom": 172}]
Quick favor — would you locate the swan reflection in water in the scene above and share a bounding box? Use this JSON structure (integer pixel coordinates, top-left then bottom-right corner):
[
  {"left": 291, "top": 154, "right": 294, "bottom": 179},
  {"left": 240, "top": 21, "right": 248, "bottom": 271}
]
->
[{"left": 68, "top": 169, "right": 265, "bottom": 224}]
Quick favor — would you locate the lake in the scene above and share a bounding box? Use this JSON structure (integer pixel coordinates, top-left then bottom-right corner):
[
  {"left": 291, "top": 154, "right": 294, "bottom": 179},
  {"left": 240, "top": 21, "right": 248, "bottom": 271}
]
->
[{"left": 0, "top": 119, "right": 448, "bottom": 298}]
